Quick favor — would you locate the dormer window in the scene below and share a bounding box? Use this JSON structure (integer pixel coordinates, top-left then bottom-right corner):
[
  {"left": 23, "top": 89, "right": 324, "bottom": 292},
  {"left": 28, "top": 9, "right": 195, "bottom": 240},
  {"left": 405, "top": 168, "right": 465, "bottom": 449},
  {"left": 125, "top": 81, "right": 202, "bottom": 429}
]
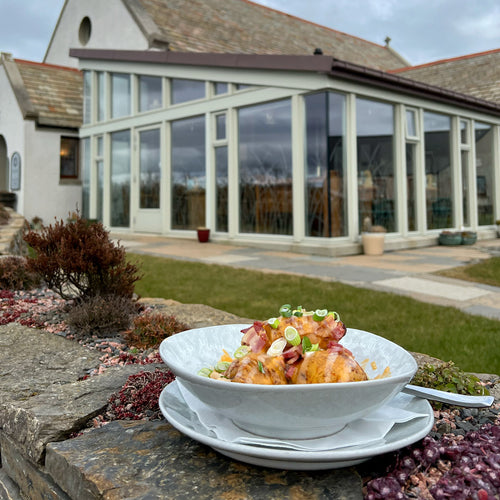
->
[{"left": 79, "top": 17, "right": 92, "bottom": 46}]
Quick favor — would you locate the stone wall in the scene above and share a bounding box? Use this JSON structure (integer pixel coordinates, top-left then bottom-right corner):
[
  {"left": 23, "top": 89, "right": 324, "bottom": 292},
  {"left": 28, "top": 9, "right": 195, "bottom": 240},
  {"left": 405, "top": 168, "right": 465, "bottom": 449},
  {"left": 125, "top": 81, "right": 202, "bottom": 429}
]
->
[{"left": 0, "top": 207, "right": 27, "bottom": 256}]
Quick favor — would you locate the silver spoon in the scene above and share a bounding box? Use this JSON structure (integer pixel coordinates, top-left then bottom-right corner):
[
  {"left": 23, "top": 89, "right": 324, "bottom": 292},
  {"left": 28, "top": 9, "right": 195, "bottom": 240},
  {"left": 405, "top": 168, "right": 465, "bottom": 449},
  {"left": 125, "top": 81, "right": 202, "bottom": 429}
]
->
[{"left": 402, "top": 384, "right": 495, "bottom": 408}]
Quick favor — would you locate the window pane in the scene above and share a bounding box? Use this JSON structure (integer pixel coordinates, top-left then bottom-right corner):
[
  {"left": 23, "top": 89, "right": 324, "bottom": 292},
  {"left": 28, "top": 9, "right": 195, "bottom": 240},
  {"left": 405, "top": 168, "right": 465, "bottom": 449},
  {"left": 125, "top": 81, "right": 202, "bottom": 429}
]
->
[
  {"left": 83, "top": 71, "right": 91, "bottom": 124},
  {"left": 97, "top": 72, "right": 105, "bottom": 121},
  {"left": 424, "top": 112, "right": 451, "bottom": 229},
  {"left": 139, "top": 75, "right": 162, "bottom": 112},
  {"left": 60, "top": 137, "right": 79, "bottom": 178},
  {"left": 171, "top": 79, "right": 205, "bottom": 104},
  {"left": 139, "top": 129, "right": 161, "bottom": 209},
  {"left": 96, "top": 159, "right": 103, "bottom": 222},
  {"left": 111, "top": 130, "right": 131, "bottom": 227},
  {"left": 215, "top": 114, "right": 226, "bottom": 140},
  {"left": 111, "top": 73, "right": 131, "bottom": 118},
  {"left": 214, "top": 82, "right": 228, "bottom": 95},
  {"left": 239, "top": 99, "right": 292, "bottom": 235},
  {"left": 461, "top": 150, "right": 470, "bottom": 227},
  {"left": 357, "top": 98, "right": 395, "bottom": 232},
  {"left": 406, "top": 109, "right": 417, "bottom": 138},
  {"left": 475, "top": 122, "right": 494, "bottom": 225},
  {"left": 305, "top": 92, "right": 347, "bottom": 237},
  {"left": 406, "top": 143, "right": 417, "bottom": 231},
  {"left": 215, "top": 146, "right": 228, "bottom": 232},
  {"left": 171, "top": 116, "right": 206, "bottom": 229},
  {"left": 460, "top": 120, "right": 469, "bottom": 145},
  {"left": 81, "top": 137, "right": 90, "bottom": 219}
]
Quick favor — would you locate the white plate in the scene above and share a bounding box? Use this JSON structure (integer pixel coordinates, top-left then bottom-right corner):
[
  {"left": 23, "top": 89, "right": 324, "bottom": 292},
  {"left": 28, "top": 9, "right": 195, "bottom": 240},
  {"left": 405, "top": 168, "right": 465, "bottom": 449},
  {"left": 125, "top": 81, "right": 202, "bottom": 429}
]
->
[{"left": 159, "top": 381, "right": 434, "bottom": 471}]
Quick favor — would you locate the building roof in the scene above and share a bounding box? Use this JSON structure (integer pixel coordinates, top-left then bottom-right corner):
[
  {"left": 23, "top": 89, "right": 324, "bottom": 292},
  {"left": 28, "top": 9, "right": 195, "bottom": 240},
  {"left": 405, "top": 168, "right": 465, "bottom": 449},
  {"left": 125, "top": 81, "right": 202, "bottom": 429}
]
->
[
  {"left": 70, "top": 49, "right": 500, "bottom": 117},
  {"left": 1, "top": 53, "right": 82, "bottom": 129},
  {"left": 390, "top": 49, "right": 500, "bottom": 105},
  {"left": 122, "top": 0, "right": 409, "bottom": 70}
]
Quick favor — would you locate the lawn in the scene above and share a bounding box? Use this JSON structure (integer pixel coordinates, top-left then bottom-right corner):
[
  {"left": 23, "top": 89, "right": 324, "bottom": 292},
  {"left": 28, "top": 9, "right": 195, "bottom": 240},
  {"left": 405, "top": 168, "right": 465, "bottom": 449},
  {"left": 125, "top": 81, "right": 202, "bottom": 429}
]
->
[
  {"left": 130, "top": 253, "right": 500, "bottom": 376},
  {"left": 437, "top": 256, "right": 500, "bottom": 288}
]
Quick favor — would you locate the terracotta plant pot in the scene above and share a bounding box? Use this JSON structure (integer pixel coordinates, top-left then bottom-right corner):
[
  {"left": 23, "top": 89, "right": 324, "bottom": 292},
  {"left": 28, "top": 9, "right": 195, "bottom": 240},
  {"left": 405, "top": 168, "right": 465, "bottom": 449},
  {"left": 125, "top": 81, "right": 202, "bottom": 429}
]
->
[
  {"left": 197, "top": 228, "right": 210, "bottom": 243},
  {"left": 361, "top": 233, "right": 385, "bottom": 256}
]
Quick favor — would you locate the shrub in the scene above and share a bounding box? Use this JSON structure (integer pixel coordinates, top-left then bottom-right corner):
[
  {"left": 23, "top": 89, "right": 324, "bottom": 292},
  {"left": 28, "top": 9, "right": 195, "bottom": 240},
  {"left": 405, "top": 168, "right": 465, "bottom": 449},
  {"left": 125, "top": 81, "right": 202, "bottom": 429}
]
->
[
  {"left": 23, "top": 214, "right": 141, "bottom": 302},
  {"left": 67, "top": 294, "right": 138, "bottom": 338},
  {"left": 123, "top": 310, "right": 190, "bottom": 349},
  {"left": 0, "top": 256, "right": 41, "bottom": 290}
]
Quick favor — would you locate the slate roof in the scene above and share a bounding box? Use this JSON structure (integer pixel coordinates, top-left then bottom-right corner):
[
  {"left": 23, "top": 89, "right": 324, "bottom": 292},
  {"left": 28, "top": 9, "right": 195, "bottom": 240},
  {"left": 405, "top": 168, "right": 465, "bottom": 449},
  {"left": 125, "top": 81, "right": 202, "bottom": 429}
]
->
[
  {"left": 123, "top": 0, "right": 409, "bottom": 70},
  {"left": 14, "top": 59, "right": 83, "bottom": 128},
  {"left": 391, "top": 49, "right": 500, "bottom": 105}
]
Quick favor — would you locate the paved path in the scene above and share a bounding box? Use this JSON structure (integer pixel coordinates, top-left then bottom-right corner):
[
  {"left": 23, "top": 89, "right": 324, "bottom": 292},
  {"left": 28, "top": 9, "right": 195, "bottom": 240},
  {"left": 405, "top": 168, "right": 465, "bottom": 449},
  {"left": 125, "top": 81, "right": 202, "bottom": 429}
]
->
[{"left": 114, "top": 234, "right": 500, "bottom": 321}]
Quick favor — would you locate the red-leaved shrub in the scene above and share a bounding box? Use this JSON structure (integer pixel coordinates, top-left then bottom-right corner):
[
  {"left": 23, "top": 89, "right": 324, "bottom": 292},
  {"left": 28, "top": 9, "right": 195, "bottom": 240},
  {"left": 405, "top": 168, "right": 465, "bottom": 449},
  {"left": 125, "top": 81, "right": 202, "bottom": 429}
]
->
[{"left": 0, "top": 256, "right": 41, "bottom": 290}]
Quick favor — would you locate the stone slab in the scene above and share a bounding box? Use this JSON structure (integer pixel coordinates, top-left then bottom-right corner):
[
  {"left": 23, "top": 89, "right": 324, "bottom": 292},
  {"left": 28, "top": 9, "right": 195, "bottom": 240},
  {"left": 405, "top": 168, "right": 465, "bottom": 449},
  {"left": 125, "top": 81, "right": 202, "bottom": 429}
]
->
[
  {"left": 46, "top": 420, "right": 363, "bottom": 500},
  {"left": 0, "top": 324, "right": 102, "bottom": 405}
]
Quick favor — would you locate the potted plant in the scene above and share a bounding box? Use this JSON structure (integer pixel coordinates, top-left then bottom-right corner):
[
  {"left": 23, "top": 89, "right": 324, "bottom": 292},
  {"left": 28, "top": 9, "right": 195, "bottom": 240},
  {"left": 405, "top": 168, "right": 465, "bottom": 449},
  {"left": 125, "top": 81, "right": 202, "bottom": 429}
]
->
[
  {"left": 438, "top": 230, "right": 462, "bottom": 246},
  {"left": 461, "top": 230, "right": 477, "bottom": 245},
  {"left": 197, "top": 227, "right": 210, "bottom": 243},
  {"left": 361, "top": 217, "right": 386, "bottom": 256}
]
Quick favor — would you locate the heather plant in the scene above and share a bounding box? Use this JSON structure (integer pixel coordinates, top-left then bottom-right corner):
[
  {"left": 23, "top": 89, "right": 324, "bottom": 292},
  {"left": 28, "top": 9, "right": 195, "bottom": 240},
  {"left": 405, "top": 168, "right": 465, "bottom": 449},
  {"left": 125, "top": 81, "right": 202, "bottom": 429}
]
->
[
  {"left": 23, "top": 214, "right": 141, "bottom": 302},
  {"left": 123, "top": 310, "right": 189, "bottom": 348},
  {"left": 67, "top": 294, "right": 138, "bottom": 338},
  {"left": 0, "top": 256, "right": 41, "bottom": 290}
]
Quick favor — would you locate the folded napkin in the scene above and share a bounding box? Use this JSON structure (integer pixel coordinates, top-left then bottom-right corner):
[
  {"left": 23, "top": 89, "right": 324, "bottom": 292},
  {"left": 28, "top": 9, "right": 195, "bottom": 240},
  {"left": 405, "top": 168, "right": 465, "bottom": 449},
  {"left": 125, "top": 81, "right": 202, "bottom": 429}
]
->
[{"left": 174, "top": 381, "right": 429, "bottom": 452}]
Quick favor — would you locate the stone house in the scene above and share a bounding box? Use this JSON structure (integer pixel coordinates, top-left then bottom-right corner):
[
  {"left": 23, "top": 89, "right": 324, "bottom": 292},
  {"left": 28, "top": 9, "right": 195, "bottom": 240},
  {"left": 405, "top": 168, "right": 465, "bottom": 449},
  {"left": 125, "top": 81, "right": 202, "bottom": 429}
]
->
[{"left": 0, "top": 0, "right": 499, "bottom": 254}]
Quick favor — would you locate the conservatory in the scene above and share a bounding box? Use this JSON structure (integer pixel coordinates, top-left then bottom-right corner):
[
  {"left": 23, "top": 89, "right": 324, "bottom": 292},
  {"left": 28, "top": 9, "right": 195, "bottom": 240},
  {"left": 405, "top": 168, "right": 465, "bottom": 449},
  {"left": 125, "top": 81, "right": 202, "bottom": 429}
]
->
[{"left": 73, "top": 49, "right": 500, "bottom": 256}]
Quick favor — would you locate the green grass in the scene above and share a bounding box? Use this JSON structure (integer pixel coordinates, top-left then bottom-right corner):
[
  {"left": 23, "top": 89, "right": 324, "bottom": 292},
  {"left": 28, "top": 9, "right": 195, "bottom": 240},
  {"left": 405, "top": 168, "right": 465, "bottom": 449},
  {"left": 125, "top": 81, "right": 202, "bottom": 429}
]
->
[
  {"left": 438, "top": 256, "right": 500, "bottom": 288},
  {"left": 130, "top": 253, "right": 500, "bottom": 376}
]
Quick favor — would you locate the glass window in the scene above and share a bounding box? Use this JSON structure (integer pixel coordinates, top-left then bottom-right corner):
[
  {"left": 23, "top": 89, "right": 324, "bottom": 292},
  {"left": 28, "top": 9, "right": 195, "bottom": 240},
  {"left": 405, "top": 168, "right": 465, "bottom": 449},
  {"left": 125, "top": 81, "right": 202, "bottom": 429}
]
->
[
  {"left": 475, "top": 122, "right": 494, "bottom": 226},
  {"left": 60, "top": 137, "right": 79, "bottom": 178},
  {"left": 461, "top": 150, "right": 470, "bottom": 227},
  {"left": 406, "top": 109, "right": 418, "bottom": 139},
  {"left": 460, "top": 120, "right": 470, "bottom": 145},
  {"left": 424, "top": 112, "right": 452, "bottom": 229},
  {"left": 171, "top": 116, "right": 206, "bottom": 229},
  {"left": 96, "top": 136, "right": 104, "bottom": 223},
  {"left": 139, "top": 129, "right": 161, "bottom": 209},
  {"left": 171, "top": 79, "right": 205, "bottom": 105},
  {"left": 215, "top": 114, "right": 226, "bottom": 140},
  {"left": 406, "top": 143, "right": 417, "bottom": 231},
  {"left": 305, "top": 92, "right": 347, "bottom": 237},
  {"left": 97, "top": 72, "right": 105, "bottom": 122},
  {"left": 357, "top": 98, "right": 395, "bottom": 232},
  {"left": 110, "top": 130, "right": 131, "bottom": 227},
  {"left": 111, "top": 73, "right": 131, "bottom": 118},
  {"left": 239, "top": 99, "right": 292, "bottom": 235},
  {"left": 139, "top": 75, "right": 162, "bottom": 112},
  {"left": 83, "top": 71, "right": 91, "bottom": 124},
  {"left": 215, "top": 146, "right": 228, "bottom": 232},
  {"left": 214, "top": 82, "right": 228, "bottom": 95},
  {"left": 81, "top": 137, "right": 90, "bottom": 219},
  {"left": 236, "top": 84, "right": 251, "bottom": 91}
]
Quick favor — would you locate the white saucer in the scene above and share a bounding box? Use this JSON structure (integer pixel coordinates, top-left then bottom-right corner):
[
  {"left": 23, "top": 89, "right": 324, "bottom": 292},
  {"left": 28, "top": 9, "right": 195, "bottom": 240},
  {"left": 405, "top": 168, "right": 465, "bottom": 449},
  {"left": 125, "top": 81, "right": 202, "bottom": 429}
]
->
[{"left": 159, "top": 381, "right": 434, "bottom": 470}]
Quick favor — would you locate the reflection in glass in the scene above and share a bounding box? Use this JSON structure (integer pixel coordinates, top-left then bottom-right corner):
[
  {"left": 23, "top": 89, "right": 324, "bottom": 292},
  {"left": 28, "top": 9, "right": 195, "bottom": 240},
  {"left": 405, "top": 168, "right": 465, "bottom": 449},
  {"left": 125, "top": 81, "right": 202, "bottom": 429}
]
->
[
  {"left": 216, "top": 114, "right": 226, "bottom": 140},
  {"left": 406, "top": 143, "right": 417, "bottom": 231},
  {"left": 215, "top": 146, "right": 228, "bottom": 232},
  {"left": 171, "top": 79, "right": 205, "bottom": 104},
  {"left": 406, "top": 109, "right": 417, "bottom": 138},
  {"left": 424, "top": 112, "right": 451, "bottom": 229},
  {"left": 111, "top": 73, "right": 131, "bottom": 118},
  {"left": 83, "top": 71, "right": 91, "bottom": 124},
  {"left": 460, "top": 120, "right": 469, "bottom": 145},
  {"left": 461, "top": 150, "right": 470, "bottom": 227},
  {"left": 171, "top": 116, "right": 206, "bottom": 229},
  {"left": 81, "top": 138, "right": 90, "bottom": 219},
  {"left": 110, "top": 130, "right": 131, "bottom": 227},
  {"left": 475, "top": 122, "right": 494, "bottom": 225},
  {"left": 96, "top": 136, "right": 104, "bottom": 222},
  {"left": 305, "top": 92, "right": 347, "bottom": 237},
  {"left": 139, "top": 129, "right": 161, "bottom": 209},
  {"left": 97, "top": 72, "right": 105, "bottom": 122},
  {"left": 214, "top": 82, "right": 228, "bottom": 95},
  {"left": 139, "top": 76, "right": 162, "bottom": 112},
  {"left": 357, "top": 98, "right": 395, "bottom": 232},
  {"left": 238, "top": 99, "right": 292, "bottom": 235}
]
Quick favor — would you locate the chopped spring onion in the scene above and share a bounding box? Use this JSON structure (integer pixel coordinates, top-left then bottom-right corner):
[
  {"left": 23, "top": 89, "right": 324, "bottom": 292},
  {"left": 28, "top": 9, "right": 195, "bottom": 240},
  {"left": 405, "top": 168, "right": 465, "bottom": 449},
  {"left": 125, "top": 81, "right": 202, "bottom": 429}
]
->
[
  {"left": 284, "top": 326, "right": 301, "bottom": 346},
  {"left": 233, "top": 345, "right": 250, "bottom": 359},
  {"left": 214, "top": 361, "right": 231, "bottom": 373},
  {"left": 267, "top": 337, "right": 287, "bottom": 357},
  {"left": 267, "top": 317, "right": 280, "bottom": 329},
  {"left": 279, "top": 304, "right": 292, "bottom": 318},
  {"left": 328, "top": 311, "right": 340, "bottom": 321},
  {"left": 198, "top": 367, "right": 213, "bottom": 378},
  {"left": 258, "top": 360, "right": 265, "bottom": 373},
  {"left": 293, "top": 305, "right": 304, "bottom": 317},
  {"left": 313, "top": 308, "right": 328, "bottom": 321},
  {"left": 302, "top": 336, "right": 312, "bottom": 352}
]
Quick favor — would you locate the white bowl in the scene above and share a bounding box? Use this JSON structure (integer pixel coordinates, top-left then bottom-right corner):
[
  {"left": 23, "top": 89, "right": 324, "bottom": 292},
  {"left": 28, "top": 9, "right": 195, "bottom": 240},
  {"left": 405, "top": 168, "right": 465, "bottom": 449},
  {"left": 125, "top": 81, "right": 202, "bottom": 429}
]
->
[{"left": 159, "top": 324, "right": 417, "bottom": 439}]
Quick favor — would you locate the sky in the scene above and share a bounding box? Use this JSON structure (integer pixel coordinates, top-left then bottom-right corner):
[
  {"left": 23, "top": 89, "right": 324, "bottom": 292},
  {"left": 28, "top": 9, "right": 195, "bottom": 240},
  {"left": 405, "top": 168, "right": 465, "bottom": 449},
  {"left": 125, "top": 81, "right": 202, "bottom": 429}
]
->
[{"left": 0, "top": 0, "right": 499, "bottom": 66}]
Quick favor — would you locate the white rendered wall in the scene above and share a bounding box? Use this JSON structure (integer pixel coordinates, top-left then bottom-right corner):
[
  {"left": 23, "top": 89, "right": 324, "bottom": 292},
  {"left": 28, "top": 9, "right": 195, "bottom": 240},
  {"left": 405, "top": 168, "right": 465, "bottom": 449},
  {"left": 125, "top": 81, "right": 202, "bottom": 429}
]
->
[{"left": 45, "top": 0, "right": 150, "bottom": 68}]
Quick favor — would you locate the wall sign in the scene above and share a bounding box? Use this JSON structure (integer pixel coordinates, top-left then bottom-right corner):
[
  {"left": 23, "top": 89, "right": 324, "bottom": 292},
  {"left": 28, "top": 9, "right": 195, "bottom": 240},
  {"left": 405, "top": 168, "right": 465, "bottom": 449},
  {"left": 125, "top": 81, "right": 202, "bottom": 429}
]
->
[{"left": 10, "top": 152, "right": 21, "bottom": 191}]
